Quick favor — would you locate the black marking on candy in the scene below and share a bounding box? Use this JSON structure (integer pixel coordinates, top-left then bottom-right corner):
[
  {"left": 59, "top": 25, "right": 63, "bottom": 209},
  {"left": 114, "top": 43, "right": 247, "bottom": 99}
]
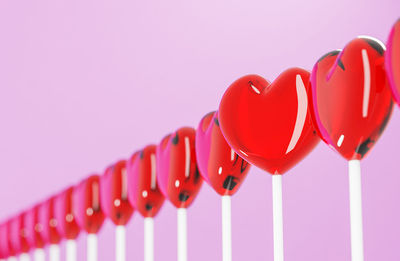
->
[
  {"left": 363, "top": 38, "right": 385, "bottom": 56},
  {"left": 140, "top": 150, "right": 144, "bottom": 159},
  {"left": 337, "top": 59, "right": 345, "bottom": 71},
  {"left": 194, "top": 166, "right": 201, "bottom": 182},
  {"left": 223, "top": 176, "right": 239, "bottom": 191},
  {"left": 171, "top": 133, "right": 179, "bottom": 145},
  {"left": 355, "top": 138, "right": 374, "bottom": 158},
  {"left": 240, "top": 160, "right": 248, "bottom": 174},
  {"left": 214, "top": 117, "right": 220, "bottom": 127},
  {"left": 179, "top": 192, "right": 190, "bottom": 202},
  {"left": 145, "top": 204, "right": 153, "bottom": 211},
  {"left": 318, "top": 50, "right": 340, "bottom": 62},
  {"left": 379, "top": 101, "right": 393, "bottom": 135},
  {"left": 232, "top": 154, "right": 239, "bottom": 166},
  {"left": 116, "top": 212, "right": 122, "bottom": 220}
]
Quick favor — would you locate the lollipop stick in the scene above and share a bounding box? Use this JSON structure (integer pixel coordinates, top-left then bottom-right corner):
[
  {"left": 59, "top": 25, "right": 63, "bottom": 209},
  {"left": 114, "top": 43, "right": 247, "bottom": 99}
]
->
[
  {"left": 221, "top": 195, "right": 232, "bottom": 261},
  {"left": 177, "top": 208, "right": 187, "bottom": 261},
  {"left": 87, "top": 233, "right": 98, "bottom": 261},
  {"left": 49, "top": 244, "right": 60, "bottom": 261},
  {"left": 272, "top": 175, "right": 284, "bottom": 261},
  {"left": 33, "top": 248, "right": 45, "bottom": 261},
  {"left": 348, "top": 160, "right": 364, "bottom": 261},
  {"left": 19, "top": 253, "right": 30, "bottom": 261},
  {"left": 144, "top": 217, "right": 154, "bottom": 261},
  {"left": 7, "top": 257, "right": 17, "bottom": 261},
  {"left": 66, "top": 239, "right": 77, "bottom": 261},
  {"left": 116, "top": 226, "right": 126, "bottom": 261}
]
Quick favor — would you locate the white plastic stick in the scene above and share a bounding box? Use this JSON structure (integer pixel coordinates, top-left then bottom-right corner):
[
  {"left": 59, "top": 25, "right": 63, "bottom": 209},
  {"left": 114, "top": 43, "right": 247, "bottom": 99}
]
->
[
  {"left": 272, "top": 175, "right": 284, "bottom": 261},
  {"left": 116, "top": 225, "right": 126, "bottom": 261},
  {"left": 348, "top": 160, "right": 364, "bottom": 261},
  {"left": 7, "top": 257, "right": 17, "bottom": 261},
  {"left": 177, "top": 208, "right": 187, "bottom": 261},
  {"left": 18, "top": 253, "right": 30, "bottom": 261},
  {"left": 221, "top": 195, "right": 232, "bottom": 261},
  {"left": 49, "top": 245, "right": 60, "bottom": 261},
  {"left": 33, "top": 248, "right": 45, "bottom": 261},
  {"left": 144, "top": 217, "right": 154, "bottom": 261},
  {"left": 66, "top": 240, "right": 77, "bottom": 261},
  {"left": 87, "top": 233, "right": 98, "bottom": 261}
]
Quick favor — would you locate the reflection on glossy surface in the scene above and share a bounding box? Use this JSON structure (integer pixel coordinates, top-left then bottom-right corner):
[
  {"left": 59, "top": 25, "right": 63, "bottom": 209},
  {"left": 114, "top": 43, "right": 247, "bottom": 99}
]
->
[
  {"left": 196, "top": 111, "right": 251, "bottom": 196},
  {"left": 127, "top": 145, "right": 165, "bottom": 218},
  {"left": 156, "top": 127, "right": 203, "bottom": 208},
  {"left": 310, "top": 36, "right": 393, "bottom": 160},
  {"left": 219, "top": 68, "right": 320, "bottom": 174},
  {"left": 73, "top": 175, "right": 105, "bottom": 234},
  {"left": 38, "top": 197, "right": 61, "bottom": 244},
  {"left": 9, "top": 213, "right": 30, "bottom": 255},
  {"left": 54, "top": 187, "right": 80, "bottom": 240},
  {"left": 24, "top": 205, "right": 45, "bottom": 249},
  {"left": 386, "top": 19, "right": 400, "bottom": 106},
  {"left": 100, "top": 160, "right": 134, "bottom": 226}
]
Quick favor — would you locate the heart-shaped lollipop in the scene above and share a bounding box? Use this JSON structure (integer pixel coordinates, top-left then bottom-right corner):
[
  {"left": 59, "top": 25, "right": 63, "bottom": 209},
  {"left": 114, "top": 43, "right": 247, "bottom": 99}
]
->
[
  {"left": 219, "top": 68, "right": 320, "bottom": 174},
  {"left": 196, "top": 111, "right": 251, "bottom": 195},
  {"left": 310, "top": 36, "right": 393, "bottom": 160},
  {"left": 54, "top": 187, "right": 80, "bottom": 240},
  {"left": 386, "top": 19, "right": 400, "bottom": 106},
  {"left": 38, "top": 197, "right": 62, "bottom": 245},
  {"left": 127, "top": 145, "right": 165, "bottom": 217},
  {"left": 100, "top": 160, "right": 134, "bottom": 226},
  {"left": 73, "top": 175, "right": 105, "bottom": 234},
  {"left": 24, "top": 205, "right": 46, "bottom": 249},
  {"left": 9, "top": 214, "right": 30, "bottom": 255},
  {"left": 156, "top": 127, "right": 203, "bottom": 208}
]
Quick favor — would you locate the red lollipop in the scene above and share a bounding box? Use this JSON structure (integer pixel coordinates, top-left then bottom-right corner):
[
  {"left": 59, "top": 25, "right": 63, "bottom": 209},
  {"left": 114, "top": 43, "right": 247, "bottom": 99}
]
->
[
  {"left": 156, "top": 127, "right": 203, "bottom": 261},
  {"left": 9, "top": 213, "right": 30, "bottom": 259},
  {"left": 0, "top": 222, "right": 12, "bottom": 259},
  {"left": 386, "top": 19, "right": 400, "bottom": 106},
  {"left": 100, "top": 160, "right": 134, "bottom": 261},
  {"left": 24, "top": 205, "right": 46, "bottom": 260},
  {"left": 219, "top": 68, "right": 319, "bottom": 261},
  {"left": 127, "top": 145, "right": 165, "bottom": 261},
  {"left": 310, "top": 36, "right": 393, "bottom": 261},
  {"left": 73, "top": 175, "right": 105, "bottom": 261}
]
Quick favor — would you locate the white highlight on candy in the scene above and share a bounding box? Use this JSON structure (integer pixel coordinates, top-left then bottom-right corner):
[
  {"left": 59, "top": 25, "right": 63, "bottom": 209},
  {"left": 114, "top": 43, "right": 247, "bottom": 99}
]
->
[
  {"left": 66, "top": 240, "right": 77, "bottom": 261},
  {"left": 222, "top": 196, "right": 232, "bottom": 261},
  {"left": 337, "top": 135, "right": 345, "bottom": 147},
  {"left": 230, "top": 149, "right": 235, "bottom": 161},
  {"left": 361, "top": 49, "right": 371, "bottom": 118},
  {"left": 144, "top": 217, "right": 154, "bottom": 261},
  {"left": 285, "top": 74, "right": 308, "bottom": 154},
  {"left": 142, "top": 190, "right": 148, "bottom": 198},
  {"left": 184, "top": 137, "right": 191, "bottom": 178},
  {"left": 116, "top": 226, "right": 126, "bottom": 261},
  {"left": 218, "top": 167, "right": 223, "bottom": 175},
  {"left": 250, "top": 83, "right": 261, "bottom": 94},
  {"left": 177, "top": 208, "right": 187, "bottom": 261},
  {"left": 348, "top": 160, "right": 364, "bottom": 261},
  {"left": 272, "top": 175, "right": 284, "bottom": 261},
  {"left": 151, "top": 154, "right": 157, "bottom": 190},
  {"left": 87, "top": 234, "right": 98, "bottom": 261}
]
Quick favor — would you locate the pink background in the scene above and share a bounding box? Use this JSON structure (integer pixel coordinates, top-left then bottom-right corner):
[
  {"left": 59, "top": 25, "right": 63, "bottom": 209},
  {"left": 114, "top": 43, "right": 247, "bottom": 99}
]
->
[{"left": 0, "top": 0, "right": 400, "bottom": 260}]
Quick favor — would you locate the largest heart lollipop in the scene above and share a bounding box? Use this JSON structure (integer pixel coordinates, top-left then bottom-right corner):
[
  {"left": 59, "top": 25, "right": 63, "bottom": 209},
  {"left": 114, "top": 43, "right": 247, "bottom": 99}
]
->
[
  {"left": 219, "top": 67, "right": 320, "bottom": 261},
  {"left": 100, "top": 160, "right": 134, "bottom": 261},
  {"left": 156, "top": 127, "right": 203, "bottom": 261},
  {"left": 385, "top": 19, "right": 400, "bottom": 106},
  {"left": 9, "top": 213, "right": 30, "bottom": 261},
  {"left": 54, "top": 187, "right": 81, "bottom": 261},
  {"left": 310, "top": 36, "right": 393, "bottom": 261},
  {"left": 127, "top": 145, "right": 165, "bottom": 261}
]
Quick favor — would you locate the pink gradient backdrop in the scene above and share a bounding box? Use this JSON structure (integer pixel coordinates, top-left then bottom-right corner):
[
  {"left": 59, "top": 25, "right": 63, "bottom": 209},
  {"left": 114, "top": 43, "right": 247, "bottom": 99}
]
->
[{"left": 0, "top": 0, "right": 399, "bottom": 260}]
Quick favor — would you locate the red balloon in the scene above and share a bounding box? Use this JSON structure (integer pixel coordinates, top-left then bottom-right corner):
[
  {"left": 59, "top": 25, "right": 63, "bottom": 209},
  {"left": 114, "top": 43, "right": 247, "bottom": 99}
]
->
[
  {"left": 54, "top": 187, "right": 81, "bottom": 240},
  {"left": 386, "top": 19, "right": 400, "bottom": 106},
  {"left": 196, "top": 111, "right": 251, "bottom": 196},
  {"left": 38, "top": 197, "right": 62, "bottom": 244},
  {"left": 100, "top": 160, "right": 134, "bottom": 226},
  {"left": 8, "top": 213, "right": 30, "bottom": 255},
  {"left": 219, "top": 68, "right": 320, "bottom": 174},
  {"left": 310, "top": 36, "right": 393, "bottom": 160},
  {"left": 127, "top": 145, "right": 165, "bottom": 218},
  {"left": 24, "top": 205, "right": 46, "bottom": 249},
  {"left": 73, "top": 175, "right": 105, "bottom": 234},
  {"left": 156, "top": 127, "right": 203, "bottom": 208}
]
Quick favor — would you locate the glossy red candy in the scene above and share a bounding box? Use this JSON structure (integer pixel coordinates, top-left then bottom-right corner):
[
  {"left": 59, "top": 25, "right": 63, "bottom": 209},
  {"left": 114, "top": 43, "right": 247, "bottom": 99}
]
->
[
  {"left": 386, "top": 19, "right": 400, "bottom": 106},
  {"left": 0, "top": 222, "right": 12, "bottom": 258},
  {"left": 24, "top": 205, "right": 46, "bottom": 249},
  {"left": 310, "top": 36, "right": 393, "bottom": 160},
  {"left": 54, "top": 187, "right": 81, "bottom": 240},
  {"left": 38, "top": 197, "right": 62, "bottom": 244},
  {"left": 9, "top": 213, "right": 30, "bottom": 255},
  {"left": 100, "top": 160, "right": 134, "bottom": 226},
  {"left": 196, "top": 111, "right": 251, "bottom": 196},
  {"left": 219, "top": 68, "right": 320, "bottom": 174},
  {"left": 73, "top": 175, "right": 105, "bottom": 234},
  {"left": 156, "top": 127, "right": 203, "bottom": 208},
  {"left": 127, "top": 145, "right": 165, "bottom": 217}
]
